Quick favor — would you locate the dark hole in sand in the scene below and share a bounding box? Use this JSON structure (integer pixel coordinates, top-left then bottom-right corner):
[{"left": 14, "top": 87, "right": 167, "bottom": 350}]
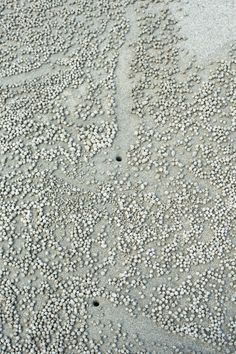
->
[{"left": 116, "top": 155, "right": 122, "bottom": 162}]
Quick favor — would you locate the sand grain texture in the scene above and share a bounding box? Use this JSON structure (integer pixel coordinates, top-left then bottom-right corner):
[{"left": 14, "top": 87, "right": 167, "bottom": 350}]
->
[{"left": 0, "top": 0, "right": 236, "bottom": 353}]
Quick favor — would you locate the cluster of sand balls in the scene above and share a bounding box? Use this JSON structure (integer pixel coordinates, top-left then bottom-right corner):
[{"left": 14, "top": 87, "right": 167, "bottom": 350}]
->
[{"left": 0, "top": 0, "right": 236, "bottom": 353}]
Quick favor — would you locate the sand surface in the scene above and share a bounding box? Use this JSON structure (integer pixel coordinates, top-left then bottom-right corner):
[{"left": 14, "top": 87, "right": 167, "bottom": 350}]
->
[{"left": 0, "top": 1, "right": 236, "bottom": 353}]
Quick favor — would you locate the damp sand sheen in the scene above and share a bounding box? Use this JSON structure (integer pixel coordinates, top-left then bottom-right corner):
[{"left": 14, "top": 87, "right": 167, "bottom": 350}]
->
[{"left": 0, "top": 0, "right": 236, "bottom": 353}]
